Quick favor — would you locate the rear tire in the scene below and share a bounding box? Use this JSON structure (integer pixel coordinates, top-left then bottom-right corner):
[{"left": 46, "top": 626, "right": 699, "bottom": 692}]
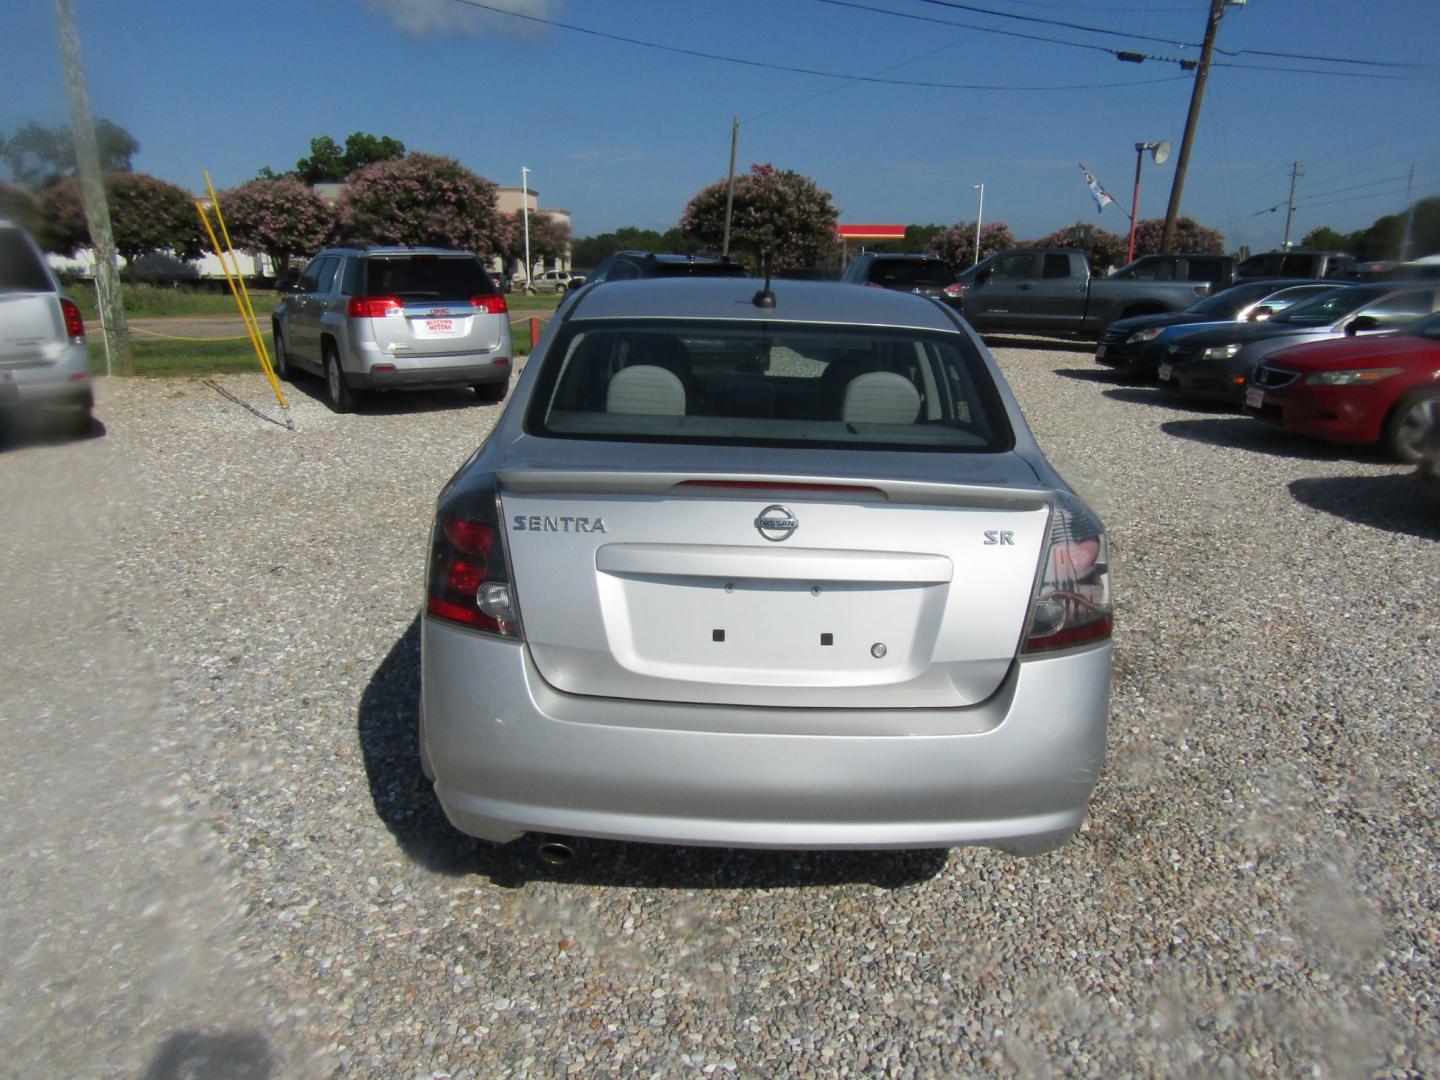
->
[
  {"left": 323, "top": 347, "right": 357, "bottom": 414},
  {"left": 1382, "top": 389, "right": 1440, "bottom": 463},
  {"left": 272, "top": 327, "right": 292, "bottom": 381},
  {"left": 472, "top": 380, "right": 508, "bottom": 404}
]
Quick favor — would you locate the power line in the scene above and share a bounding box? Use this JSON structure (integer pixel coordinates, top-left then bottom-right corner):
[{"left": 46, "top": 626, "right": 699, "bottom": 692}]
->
[
  {"left": 447, "top": 0, "right": 1190, "bottom": 91},
  {"left": 910, "top": 0, "right": 1420, "bottom": 68}
]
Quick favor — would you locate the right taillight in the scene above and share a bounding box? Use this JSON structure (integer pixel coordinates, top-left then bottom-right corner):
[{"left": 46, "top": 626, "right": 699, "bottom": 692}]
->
[
  {"left": 1023, "top": 494, "right": 1112, "bottom": 654},
  {"left": 59, "top": 297, "right": 86, "bottom": 343},
  {"left": 471, "top": 293, "right": 508, "bottom": 315},
  {"left": 425, "top": 484, "right": 521, "bottom": 637}
]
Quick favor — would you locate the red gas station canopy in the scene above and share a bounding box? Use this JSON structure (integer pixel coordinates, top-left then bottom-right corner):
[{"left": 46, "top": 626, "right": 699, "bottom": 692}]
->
[{"left": 835, "top": 225, "right": 907, "bottom": 240}]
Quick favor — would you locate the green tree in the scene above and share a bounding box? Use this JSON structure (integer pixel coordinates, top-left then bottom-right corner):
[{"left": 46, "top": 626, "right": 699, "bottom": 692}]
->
[
  {"left": 0, "top": 182, "right": 39, "bottom": 232},
  {"left": 294, "top": 132, "right": 407, "bottom": 183},
  {"left": 219, "top": 176, "right": 336, "bottom": 279},
  {"left": 571, "top": 225, "right": 695, "bottom": 267},
  {"left": 681, "top": 164, "right": 840, "bottom": 271},
  {"left": 1, "top": 118, "right": 139, "bottom": 190},
  {"left": 1299, "top": 226, "right": 1351, "bottom": 252},
  {"left": 337, "top": 153, "right": 501, "bottom": 256}
]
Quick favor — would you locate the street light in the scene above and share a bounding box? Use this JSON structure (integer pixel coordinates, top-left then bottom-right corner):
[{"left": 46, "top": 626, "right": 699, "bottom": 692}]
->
[
  {"left": 521, "top": 165, "right": 532, "bottom": 293},
  {"left": 973, "top": 183, "right": 984, "bottom": 266},
  {"left": 1127, "top": 140, "right": 1171, "bottom": 263}
]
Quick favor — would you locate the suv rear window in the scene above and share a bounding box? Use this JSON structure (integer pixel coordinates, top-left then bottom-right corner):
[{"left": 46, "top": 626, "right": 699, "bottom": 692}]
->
[
  {"left": 359, "top": 255, "right": 496, "bottom": 298},
  {"left": 527, "top": 320, "right": 1012, "bottom": 453},
  {"left": 0, "top": 230, "right": 55, "bottom": 293},
  {"left": 869, "top": 261, "right": 957, "bottom": 289}
]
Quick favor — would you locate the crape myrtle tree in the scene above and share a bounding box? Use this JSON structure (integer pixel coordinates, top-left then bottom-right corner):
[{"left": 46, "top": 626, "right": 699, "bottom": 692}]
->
[
  {"left": 337, "top": 153, "right": 502, "bottom": 257},
  {"left": 37, "top": 173, "right": 204, "bottom": 270},
  {"left": 1130, "top": 216, "right": 1224, "bottom": 257},
  {"left": 929, "top": 221, "right": 1016, "bottom": 267},
  {"left": 220, "top": 176, "right": 335, "bottom": 280},
  {"left": 494, "top": 210, "right": 572, "bottom": 277},
  {"left": 1037, "top": 221, "right": 1127, "bottom": 271},
  {"left": 681, "top": 164, "right": 840, "bottom": 271}
]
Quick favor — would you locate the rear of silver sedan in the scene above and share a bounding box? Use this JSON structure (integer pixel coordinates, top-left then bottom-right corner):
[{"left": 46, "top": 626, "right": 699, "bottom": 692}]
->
[{"left": 420, "top": 280, "right": 1111, "bottom": 854}]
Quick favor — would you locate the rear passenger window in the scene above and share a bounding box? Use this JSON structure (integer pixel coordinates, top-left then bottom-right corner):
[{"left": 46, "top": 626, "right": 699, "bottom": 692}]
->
[
  {"left": 0, "top": 229, "right": 54, "bottom": 293},
  {"left": 1042, "top": 254, "right": 1072, "bottom": 279},
  {"left": 314, "top": 257, "right": 340, "bottom": 294},
  {"left": 528, "top": 320, "right": 1013, "bottom": 453}
]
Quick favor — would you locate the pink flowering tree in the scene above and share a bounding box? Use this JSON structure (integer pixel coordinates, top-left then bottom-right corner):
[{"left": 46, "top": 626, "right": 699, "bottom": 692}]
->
[
  {"left": 1036, "top": 221, "right": 1128, "bottom": 270},
  {"left": 1132, "top": 216, "right": 1224, "bottom": 256},
  {"left": 337, "top": 153, "right": 502, "bottom": 258},
  {"left": 36, "top": 172, "right": 204, "bottom": 269},
  {"left": 681, "top": 163, "right": 840, "bottom": 271},
  {"left": 219, "top": 176, "right": 336, "bottom": 280},
  {"left": 929, "top": 221, "right": 1016, "bottom": 267}
]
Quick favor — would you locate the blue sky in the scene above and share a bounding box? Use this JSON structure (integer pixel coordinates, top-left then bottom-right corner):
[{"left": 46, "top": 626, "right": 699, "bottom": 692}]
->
[{"left": 4, "top": 0, "right": 1437, "bottom": 255}]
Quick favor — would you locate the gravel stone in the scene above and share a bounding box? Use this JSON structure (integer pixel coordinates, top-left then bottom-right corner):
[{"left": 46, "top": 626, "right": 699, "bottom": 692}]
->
[{"left": 1, "top": 349, "right": 1436, "bottom": 1077}]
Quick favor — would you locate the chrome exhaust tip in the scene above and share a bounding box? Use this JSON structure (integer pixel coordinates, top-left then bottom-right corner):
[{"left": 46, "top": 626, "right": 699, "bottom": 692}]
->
[{"left": 536, "top": 835, "right": 575, "bottom": 866}]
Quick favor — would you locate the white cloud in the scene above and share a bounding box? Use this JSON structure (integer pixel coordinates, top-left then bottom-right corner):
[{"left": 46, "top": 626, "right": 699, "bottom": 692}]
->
[{"left": 366, "top": 0, "right": 562, "bottom": 40}]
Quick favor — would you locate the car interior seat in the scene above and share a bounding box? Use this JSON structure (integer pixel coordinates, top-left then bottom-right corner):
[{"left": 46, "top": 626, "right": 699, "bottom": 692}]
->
[{"left": 841, "top": 371, "right": 921, "bottom": 425}]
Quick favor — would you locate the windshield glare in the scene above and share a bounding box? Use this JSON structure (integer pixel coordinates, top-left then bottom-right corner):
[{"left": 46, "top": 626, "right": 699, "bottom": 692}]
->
[
  {"left": 1189, "top": 281, "right": 1283, "bottom": 317},
  {"left": 1272, "top": 286, "right": 1384, "bottom": 325}
]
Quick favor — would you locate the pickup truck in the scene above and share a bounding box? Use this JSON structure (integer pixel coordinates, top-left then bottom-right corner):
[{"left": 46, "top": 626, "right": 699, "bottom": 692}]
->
[
  {"left": 957, "top": 247, "right": 1213, "bottom": 339},
  {"left": 1107, "top": 252, "right": 1235, "bottom": 291}
]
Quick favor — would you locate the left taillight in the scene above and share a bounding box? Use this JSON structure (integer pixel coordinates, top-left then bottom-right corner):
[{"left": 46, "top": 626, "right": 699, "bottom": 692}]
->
[
  {"left": 1022, "top": 493, "right": 1112, "bottom": 654},
  {"left": 425, "top": 482, "right": 521, "bottom": 638},
  {"left": 60, "top": 298, "right": 86, "bottom": 343},
  {"left": 471, "top": 293, "right": 508, "bottom": 315}
]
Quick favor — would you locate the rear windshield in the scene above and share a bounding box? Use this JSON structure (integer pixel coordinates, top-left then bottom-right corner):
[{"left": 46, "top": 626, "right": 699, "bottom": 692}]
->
[
  {"left": 0, "top": 229, "right": 55, "bottom": 293},
  {"left": 360, "top": 254, "right": 495, "bottom": 298},
  {"left": 869, "top": 261, "right": 957, "bottom": 289},
  {"left": 527, "top": 319, "right": 1013, "bottom": 453}
]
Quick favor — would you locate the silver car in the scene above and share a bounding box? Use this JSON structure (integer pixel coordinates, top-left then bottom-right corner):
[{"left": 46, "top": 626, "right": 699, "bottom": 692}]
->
[
  {"left": 272, "top": 245, "right": 512, "bottom": 413},
  {"left": 0, "top": 218, "right": 93, "bottom": 435},
  {"left": 420, "top": 278, "right": 1113, "bottom": 855}
]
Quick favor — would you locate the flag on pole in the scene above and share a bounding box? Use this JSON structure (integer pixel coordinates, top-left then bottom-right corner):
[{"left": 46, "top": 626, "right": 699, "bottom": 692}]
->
[{"left": 1078, "top": 163, "right": 1116, "bottom": 214}]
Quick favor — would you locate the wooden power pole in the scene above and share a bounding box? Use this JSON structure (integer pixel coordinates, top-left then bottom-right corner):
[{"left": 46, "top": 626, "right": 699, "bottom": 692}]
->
[
  {"left": 722, "top": 116, "right": 739, "bottom": 259},
  {"left": 1160, "top": 0, "right": 1226, "bottom": 254},
  {"left": 53, "top": 0, "right": 132, "bottom": 375}
]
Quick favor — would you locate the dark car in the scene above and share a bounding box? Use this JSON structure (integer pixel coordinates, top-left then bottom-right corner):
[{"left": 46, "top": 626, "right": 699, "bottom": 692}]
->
[
  {"left": 585, "top": 251, "right": 748, "bottom": 286},
  {"left": 1157, "top": 282, "right": 1440, "bottom": 404},
  {"left": 1095, "top": 279, "right": 1355, "bottom": 374},
  {"left": 1247, "top": 310, "right": 1440, "bottom": 461},
  {"left": 841, "top": 253, "right": 964, "bottom": 311},
  {"left": 1236, "top": 250, "right": 1357, "bottom": 281}
]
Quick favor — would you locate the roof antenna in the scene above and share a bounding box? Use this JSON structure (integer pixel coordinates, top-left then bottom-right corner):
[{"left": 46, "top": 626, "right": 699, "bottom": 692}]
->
[{"left": 752, "top": 251, "right": 776, "bottom": 309}]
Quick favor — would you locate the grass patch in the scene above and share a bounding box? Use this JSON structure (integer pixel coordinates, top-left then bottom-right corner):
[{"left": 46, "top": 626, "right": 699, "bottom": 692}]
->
[
  {"left": 90, "top": 324, "right": 537, "bottom": 378},
  {"left": 66, "top": 282, "right": 278, "bottom": 320},
  {"left": 504, "top": 290, "right": 562, "bottom": 312}
]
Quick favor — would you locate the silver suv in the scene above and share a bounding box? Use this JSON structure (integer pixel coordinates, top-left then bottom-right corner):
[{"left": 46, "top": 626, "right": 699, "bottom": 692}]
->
[
  {"left": 0, "top": 219, "right": 93, "bottom": 437},
  {"left": 272, "top": 246, "right": 513, "bottom": 412}
]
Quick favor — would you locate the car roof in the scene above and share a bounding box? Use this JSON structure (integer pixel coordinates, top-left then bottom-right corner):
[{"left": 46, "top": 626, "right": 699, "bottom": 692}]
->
[
  {"left": 615, "top": 251, "right": 742, "bottom": 266},
  {"left": 564, "top": 276, "right": 962, "bottom": 331},
  {"left": 323, "top": 245, "right": 475, "bottom": 257}
]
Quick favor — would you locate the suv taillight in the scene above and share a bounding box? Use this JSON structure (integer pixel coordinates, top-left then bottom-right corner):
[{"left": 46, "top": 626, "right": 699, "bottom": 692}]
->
[
  {"left": 943, "top": 283, "right": 967, "bottom": 298},
  {"left": 426, "top": 484, "right": 521, "bottom": 637},
  {"left": 60, "top": 297, "right": 86, "bottom": 343},
  {"left": 1023, "top": 494, "right": 1112, "bottom": 654},
  {"left": 348, "top": 296, "right": 403, "bottom": 318},
  {"left": 471, "top": 293, "right": 508, "bottom": 315}
]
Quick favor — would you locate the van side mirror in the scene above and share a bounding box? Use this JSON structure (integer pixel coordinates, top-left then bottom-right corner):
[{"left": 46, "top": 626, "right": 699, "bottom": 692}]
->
[{"left": 1345, "top": 314, "right": 1381, "bottom": 336}]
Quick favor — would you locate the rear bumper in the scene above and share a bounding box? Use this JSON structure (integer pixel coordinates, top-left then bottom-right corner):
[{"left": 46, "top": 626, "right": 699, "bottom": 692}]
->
[
  {"left": 348, "top": 332, "right": 513, "bottom": 390},
  {"left": 421, "top": 618, "right": 1111, "bottom": 853},
  {"left": 0, "top": 345, "right": 92, "bottom": 414}
]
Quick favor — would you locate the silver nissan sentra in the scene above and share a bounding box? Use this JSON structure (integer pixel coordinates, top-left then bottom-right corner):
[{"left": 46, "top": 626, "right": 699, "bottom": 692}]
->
[{"left": 420, "top": 277, "right": 1112, "bottom": 855}]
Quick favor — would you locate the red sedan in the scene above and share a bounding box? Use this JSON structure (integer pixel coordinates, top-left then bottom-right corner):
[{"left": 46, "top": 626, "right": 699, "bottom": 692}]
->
[{"left": 1246, "top": 311, "right": 1440, "bottom": 460}]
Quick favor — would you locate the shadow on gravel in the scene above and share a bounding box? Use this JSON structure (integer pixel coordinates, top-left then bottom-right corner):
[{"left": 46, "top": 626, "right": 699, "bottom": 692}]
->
[
  {"left": 358, "top": 618, "right": 947, "bottom": 889},
  {"left": 1053, "top": 367, "right": 1126, "bottom": 384},
  {"left": 142, "top": 1029, "right": 274, "bottom": 1079},
  {"left": 285, "top": 374, "right": 503, "bottom": 416},
  {"left": 1160, "top": 417, "right": 1362, "bottom": 460},
  {"left": 1102, "top": 387, "right": 1231, "bottom": 412},
  {"left": 1290, "top": 473, "right": 1440, "bottom": 540},
  {"left": 983, "top": 335, "right": 1093, "bottom": 355}
]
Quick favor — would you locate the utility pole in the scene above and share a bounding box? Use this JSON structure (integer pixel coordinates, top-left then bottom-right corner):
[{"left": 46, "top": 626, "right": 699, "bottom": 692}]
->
[
  {"left": 1281, "top": 161, "right": 1303, "bottom": 250},
  {"left": 1399, "top": 163, "right": 1418, "bottom": 261},
  {"left": 973, "top": 183, "right": 984, "bottom": 266},
  {"left": 722, "top": 116, "right": 739, "bottom": 258},
  {"left": 521, "top": 166, "right": 532, "bottom": 291},
  {"left": 53, "top": 0, "right": 132, "bottom": 375},
  {"left": 1159, "top": 0, "right": 1226, "bottom": 254}
]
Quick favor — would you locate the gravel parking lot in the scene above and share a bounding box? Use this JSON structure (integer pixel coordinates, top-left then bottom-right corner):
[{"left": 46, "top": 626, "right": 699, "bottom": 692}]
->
[{"left": 2, "top": 343, "right": 1437, "bottom": 1078}]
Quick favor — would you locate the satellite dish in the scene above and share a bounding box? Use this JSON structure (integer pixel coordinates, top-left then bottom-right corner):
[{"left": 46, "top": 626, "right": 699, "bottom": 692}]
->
[{"left": 1152, "top": 140, "right": 1173, "bottom": 165}]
